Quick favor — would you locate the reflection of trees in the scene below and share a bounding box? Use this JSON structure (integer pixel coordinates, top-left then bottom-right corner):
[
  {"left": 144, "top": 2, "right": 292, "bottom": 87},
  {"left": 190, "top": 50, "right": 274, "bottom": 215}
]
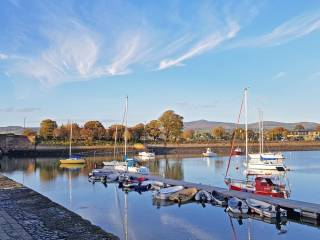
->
[
  {"left": 214, "top": 159, "right": 224, "bottom": 172},
  {"left": 0, "top": 157, "right": 36, "bottom": 174},
  {"left": 149, "top": 155, "right": 184, "bottom": 180}
]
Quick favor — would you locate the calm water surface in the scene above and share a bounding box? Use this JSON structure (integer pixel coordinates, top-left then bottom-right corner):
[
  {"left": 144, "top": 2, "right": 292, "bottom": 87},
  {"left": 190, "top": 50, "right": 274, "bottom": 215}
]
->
[{"left": 1, "top": 151, "right": 320, "bottom": 240}]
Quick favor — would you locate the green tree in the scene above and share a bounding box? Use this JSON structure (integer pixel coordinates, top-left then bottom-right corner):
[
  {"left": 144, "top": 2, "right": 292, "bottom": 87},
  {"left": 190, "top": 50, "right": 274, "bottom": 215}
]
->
[
  {"left": 146, "top": 120, "right": 161, "bottom": 141},
  {"left": 39, "top": 119, "right": 57, "bottom": 140},
  {"left": 211, "top": 126, "right": 226, "bottom": 140},
  {"left": 159, "top": 110, "right": 183, "bottom": 143},
  {"left": 81, "top": 121, "right": 106, "bottom": 141}
]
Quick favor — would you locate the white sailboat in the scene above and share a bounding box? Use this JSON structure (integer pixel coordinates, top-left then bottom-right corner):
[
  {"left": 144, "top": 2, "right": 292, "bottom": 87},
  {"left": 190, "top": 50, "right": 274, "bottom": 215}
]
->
[
  {"left": 113, "top": 96, "right": 150, "bottom": 175},
  {"left": 60, "top": 121, "right": 85, "bottom": 164},
  {"left": 246, "top": 111, "right": 287, "bottom": 171}
]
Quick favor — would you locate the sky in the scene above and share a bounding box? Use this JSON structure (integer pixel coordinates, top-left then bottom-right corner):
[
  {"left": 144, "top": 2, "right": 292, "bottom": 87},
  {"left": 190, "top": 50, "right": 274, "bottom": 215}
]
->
[{"left": 1, "top": 0, "right": 320, "bottom": 127}]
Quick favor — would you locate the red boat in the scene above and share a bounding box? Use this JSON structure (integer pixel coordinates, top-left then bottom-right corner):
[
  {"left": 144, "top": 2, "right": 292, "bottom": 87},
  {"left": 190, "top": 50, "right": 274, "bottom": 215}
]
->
[
  {"left": 232, "top": 147, "right": 243, "bottom": 156},
  {"left": 225, "top": 177, "right": 289, "bottom": 198}
]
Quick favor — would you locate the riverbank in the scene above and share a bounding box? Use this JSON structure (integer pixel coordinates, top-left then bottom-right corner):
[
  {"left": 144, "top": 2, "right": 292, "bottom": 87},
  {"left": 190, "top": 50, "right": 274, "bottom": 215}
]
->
[
  {"left": 5, "top": 141, "right": 320, "bottom": 157},
  {"left": 0, "top": 174, "right": 118, "bottom": 240}
]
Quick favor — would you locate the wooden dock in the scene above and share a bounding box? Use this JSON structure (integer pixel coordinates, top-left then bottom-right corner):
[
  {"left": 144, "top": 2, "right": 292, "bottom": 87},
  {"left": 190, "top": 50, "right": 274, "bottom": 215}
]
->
[
  {"left": 127, "top": 172, "right": 320, "bottom": 220},
  {"left": 92, "top": 168, "right": 320, "bottom": 221}
]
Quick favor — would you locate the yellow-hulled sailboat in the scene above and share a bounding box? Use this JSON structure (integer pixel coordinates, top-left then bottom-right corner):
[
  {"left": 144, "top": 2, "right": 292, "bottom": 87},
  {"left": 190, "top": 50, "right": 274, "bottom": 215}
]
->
[{"left": 59, "top": 122, "right": 85, "bottom": 164}]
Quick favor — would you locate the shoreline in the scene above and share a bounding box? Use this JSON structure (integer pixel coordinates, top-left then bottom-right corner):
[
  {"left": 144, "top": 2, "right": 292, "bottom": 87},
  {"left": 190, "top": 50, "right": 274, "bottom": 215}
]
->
[
  {"left": 4, "top": 141, "right": 320, "bottom": 157},
  {"left": 0, "top": 174, "right": 118, "bottom": 240}
]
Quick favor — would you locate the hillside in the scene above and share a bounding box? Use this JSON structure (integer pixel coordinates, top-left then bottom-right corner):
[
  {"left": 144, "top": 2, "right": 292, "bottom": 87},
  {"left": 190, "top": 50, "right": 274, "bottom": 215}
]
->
[
  {"left": 184, "top": 120, "right": 319, "bottom": 131},
  {"left": 0, "top": 126, "right": 39, "bottom": 135}
]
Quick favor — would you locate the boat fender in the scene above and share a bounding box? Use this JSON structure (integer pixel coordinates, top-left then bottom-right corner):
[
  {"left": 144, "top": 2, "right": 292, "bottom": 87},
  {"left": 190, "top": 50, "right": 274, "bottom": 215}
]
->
[
  {"left": 238, "top": 201, "right": 243, "bottom": 213},
  {"left": 275, "top": 205, "right": 281, "bottom": 221}
]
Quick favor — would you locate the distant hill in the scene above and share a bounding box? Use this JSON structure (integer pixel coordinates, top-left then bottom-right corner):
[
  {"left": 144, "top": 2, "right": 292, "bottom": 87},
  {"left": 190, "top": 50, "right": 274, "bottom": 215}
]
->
[
  {"left": 184, "top": 120, "right": 319, "bottom": 131},
  {"left": 0, "top": 126, "right": 39, "bottom": 135}
]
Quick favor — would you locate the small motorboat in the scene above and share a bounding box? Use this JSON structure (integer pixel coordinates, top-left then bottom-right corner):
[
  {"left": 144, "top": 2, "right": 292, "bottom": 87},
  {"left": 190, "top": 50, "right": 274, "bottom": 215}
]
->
[
  {"left": 226, "top": 197, "right": 249, "bottom": 214},
  {"left": 211, "top": 191, "right": 228, "bottom": 206},
  {"left": 138, "top": 151, "right": 155, "bottom": 161},
  {"left": 195, "top": 190, "right": 213, "bottom": 202},
  {"left": 232, "top": 147, "right": 243, "bottom": 155},
  {"left": 134, "top": 180, "right": 163, "bottom": 192},
  {"left": 202, "top": 148, "right": 217, "bottom": 157},
  {"left": 168, "top": 187, "right": 198, "bottom": 203},
  {"left": 246, "top": 198, "right": 287, "bottom": 218},
  {"left": 153, "top": 186, "right": 184, "bottom": 200}
]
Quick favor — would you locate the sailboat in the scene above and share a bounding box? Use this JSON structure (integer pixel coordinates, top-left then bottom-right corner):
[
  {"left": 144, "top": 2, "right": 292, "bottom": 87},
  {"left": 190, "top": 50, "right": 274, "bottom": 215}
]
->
[
  {"left": 246, "top": 111, "right": 287, "bottom": 171},
  {"left": 225, "top": 89, "right": 289, "bottom": 198},
  {"left": 60, "top": 122, "right": 85, "bottom": 164},
  {"left": 113, "top": 96, "right": 150, "bottom": 175}
]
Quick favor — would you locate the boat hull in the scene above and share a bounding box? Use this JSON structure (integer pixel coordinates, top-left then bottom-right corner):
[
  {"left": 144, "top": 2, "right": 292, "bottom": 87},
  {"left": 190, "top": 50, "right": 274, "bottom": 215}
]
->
[{"left": 59, "top": 159, "right": 85, "bottom": 164}]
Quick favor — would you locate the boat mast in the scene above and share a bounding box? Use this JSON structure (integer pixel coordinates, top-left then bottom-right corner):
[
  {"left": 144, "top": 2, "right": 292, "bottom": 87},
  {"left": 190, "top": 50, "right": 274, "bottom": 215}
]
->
[
  {"left": 245, "top": 88, "right": 248, "bottom": 166},
  {"left": 261, "top": 111, "right": 264, "bottom": 153},
  {"left": 124, "top": 96, "right": 128, "bottom": 159},
  {"left": 259, "top": 112, "right": 261, "bottom": 154},
  {"left": 69, "top": 121, "right": 73, "bottom": 157},
  {"left": 114, "top": 125, "right": 118, "bottom": 160}
]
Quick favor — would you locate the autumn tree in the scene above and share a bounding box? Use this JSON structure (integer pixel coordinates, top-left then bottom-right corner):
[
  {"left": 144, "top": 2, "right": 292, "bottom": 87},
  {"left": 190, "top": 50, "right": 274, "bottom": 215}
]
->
[
  {"left": 109, "top": 124, "right": 126, "bottom": 141},
  {"left": 232, "top": 128, "right": 245, "bottom": 141},
  {"left": 81, "top": 121, "right": 106, "bottom": 141},
  {"left": 182, "top": 129, "right": 194, "bottom": 142},
  {"left": 39, "top": 119, "right": 57, "bottom": 140},
  {"left": 266, "top": 127, "right": 289, "bottom": 141},
  {"left": 211, "top": 126, "right": 226, "bottom": 140},
  {"left": 159, "top": 110, "right": 183, "bottom": 143},
  {"left": 53, "top": 125, "right": 68, "bottom": 140},
  {"left": 315, "top": 125, "right": 320, "bottom": 132},
  {"left": 66, "top": 123, "right": 82, "bottom": 140},
  {"left": 22, "top": 128, "right": 37, "bottom": 143},
  {"left": 145, "top": 120, "right": 161, "bottom": 141},
  {"left": 131, "top": 123, "right": 145, "bottom": 142}
]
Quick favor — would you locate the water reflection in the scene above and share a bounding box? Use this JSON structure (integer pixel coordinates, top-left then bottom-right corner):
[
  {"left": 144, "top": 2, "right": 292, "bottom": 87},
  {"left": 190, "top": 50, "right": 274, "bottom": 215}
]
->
[{"left": 1, "top": 152, "right": 320, "bottom": 240}]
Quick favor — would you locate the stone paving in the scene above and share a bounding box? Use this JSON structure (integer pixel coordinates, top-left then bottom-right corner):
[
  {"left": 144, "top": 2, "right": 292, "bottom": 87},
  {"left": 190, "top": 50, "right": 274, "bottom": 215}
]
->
[{"left": 0, "top": 175, "right": 118, "bottom": 240}]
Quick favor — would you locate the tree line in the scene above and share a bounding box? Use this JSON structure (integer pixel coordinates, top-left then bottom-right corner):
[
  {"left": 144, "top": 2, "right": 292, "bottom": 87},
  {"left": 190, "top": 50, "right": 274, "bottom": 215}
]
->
[
  {"left": 22, "top": 112, "right": 320, "bottom": 145},
  {"left": 22, "top": 110, "right": 184, "bottom": 144}
]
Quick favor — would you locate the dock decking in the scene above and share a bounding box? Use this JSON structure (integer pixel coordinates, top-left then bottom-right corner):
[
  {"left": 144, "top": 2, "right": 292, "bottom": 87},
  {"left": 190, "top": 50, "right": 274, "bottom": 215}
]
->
[{"left": 127, "top": 172, "right": 320, "bottom": 220}]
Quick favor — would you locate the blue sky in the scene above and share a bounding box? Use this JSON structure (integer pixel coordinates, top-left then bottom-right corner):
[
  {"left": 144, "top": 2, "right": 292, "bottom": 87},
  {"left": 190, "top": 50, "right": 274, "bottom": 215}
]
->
[{"left": 1, "top": 0, "right": 320, "bottom": 127}]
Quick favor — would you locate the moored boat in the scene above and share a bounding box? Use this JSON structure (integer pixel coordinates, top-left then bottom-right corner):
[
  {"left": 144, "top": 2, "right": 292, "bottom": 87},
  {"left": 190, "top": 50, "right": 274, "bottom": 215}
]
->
[
  {"left": 202, "top": 148, "right": 217, "bottom": 157},
  {"left": 195, "top": 190, "right": 213, "bottom": 202},
  {"left": 226, "top": 197, "right": 249, "bottom": 214},
  {"left": 246, "top": 198, "right": 287, "bottom": 218},
  {"left": 225, "top": 177, "right": 289, "bottom": 198},
  {"left": 153, "top": 186, "right": 184, "bottom": 200},
  {"left": 59, "top": 122, "right": 85, "bottom": 164},
  {"left": 60, "top": 155, "right": 86, "bottom": 164},
  {"left": 168, "top": 187, "right": 197, "bottom": 203},
  {"left": 211, "top": 191, "right": 228, "bottom": 206},
  {"left": 233, "top": 147, "right": 243, "bottom": 155}
]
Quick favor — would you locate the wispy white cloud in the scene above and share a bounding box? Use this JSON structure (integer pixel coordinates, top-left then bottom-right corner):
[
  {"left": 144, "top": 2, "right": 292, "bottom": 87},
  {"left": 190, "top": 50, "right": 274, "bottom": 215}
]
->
[
  {"left": 0, "top": 53, "right": 8, "bottom": 60},
  {"left": 233, "top": 11, "right": 320, "bottom": 48},
  {"left": 1, "top": 1, "right": 257, "bottom": 87},
  {"left": 158, "top": 21, "right": 240, "bottom": 70},
  {"left": 0, "top": 107, "right": 40, "bottom": 113},
  {"left": 273, "top": 71, "right": 287, "bottom": 80}
]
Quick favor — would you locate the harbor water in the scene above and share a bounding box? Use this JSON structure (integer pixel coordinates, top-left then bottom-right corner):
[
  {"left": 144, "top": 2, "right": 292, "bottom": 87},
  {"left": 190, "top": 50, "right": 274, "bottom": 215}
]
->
[{"left": 1, "top": 150, "right": 320, "bottom": 240}]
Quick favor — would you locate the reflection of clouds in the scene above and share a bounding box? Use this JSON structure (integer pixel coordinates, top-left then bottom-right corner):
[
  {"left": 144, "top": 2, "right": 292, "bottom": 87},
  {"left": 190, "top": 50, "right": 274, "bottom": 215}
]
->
[{"left": 160, "top": 213, "right": 217, "bottom": 240}]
